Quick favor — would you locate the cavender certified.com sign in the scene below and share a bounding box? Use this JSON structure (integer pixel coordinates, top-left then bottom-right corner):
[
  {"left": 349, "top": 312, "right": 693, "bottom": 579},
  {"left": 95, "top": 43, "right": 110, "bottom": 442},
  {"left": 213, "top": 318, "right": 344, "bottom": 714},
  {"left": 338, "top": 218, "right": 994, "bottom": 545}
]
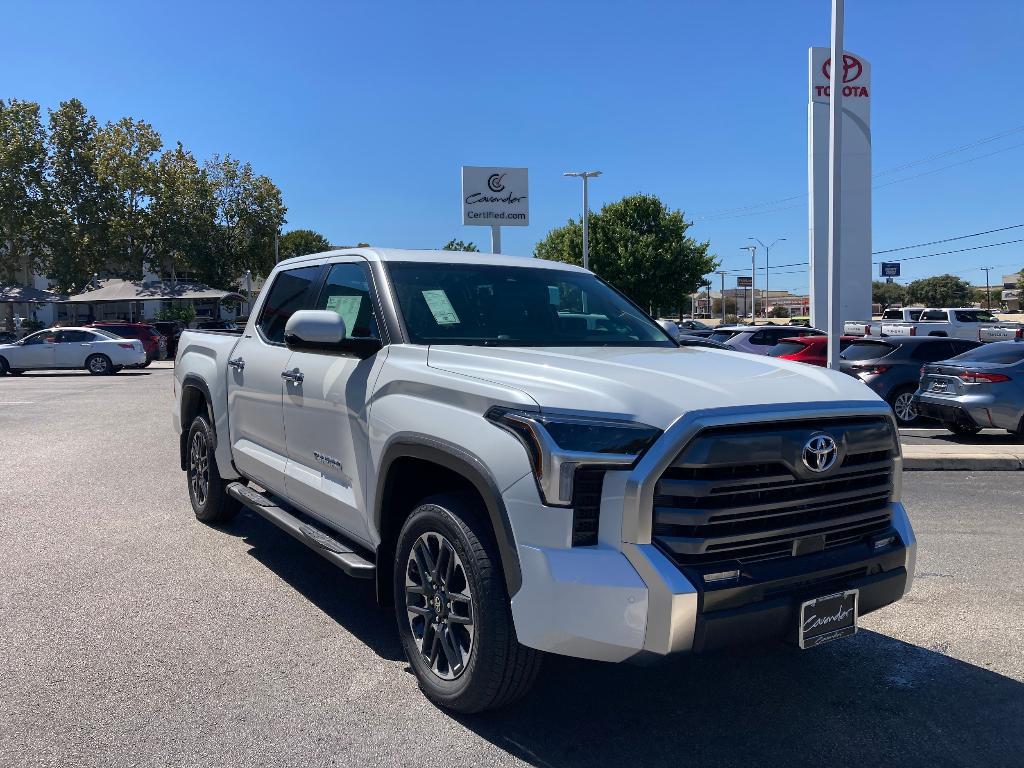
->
[{"left": 461, "top": 166, "right": 529, "bottom": 227}]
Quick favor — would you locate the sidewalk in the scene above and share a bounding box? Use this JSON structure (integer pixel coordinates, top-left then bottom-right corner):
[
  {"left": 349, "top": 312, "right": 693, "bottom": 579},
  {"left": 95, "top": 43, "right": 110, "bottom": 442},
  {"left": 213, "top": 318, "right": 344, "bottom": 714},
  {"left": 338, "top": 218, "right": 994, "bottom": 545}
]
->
[{"left": 900, "top": 428, "right": 1024, "bottom": 471}]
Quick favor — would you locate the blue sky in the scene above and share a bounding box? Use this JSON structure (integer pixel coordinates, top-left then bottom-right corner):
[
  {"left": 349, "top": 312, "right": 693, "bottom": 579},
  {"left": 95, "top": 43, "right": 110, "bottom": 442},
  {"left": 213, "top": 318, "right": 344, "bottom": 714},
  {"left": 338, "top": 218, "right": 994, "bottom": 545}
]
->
[{"left": 4, "top": 1, "right": 1023, "bottom": 292}]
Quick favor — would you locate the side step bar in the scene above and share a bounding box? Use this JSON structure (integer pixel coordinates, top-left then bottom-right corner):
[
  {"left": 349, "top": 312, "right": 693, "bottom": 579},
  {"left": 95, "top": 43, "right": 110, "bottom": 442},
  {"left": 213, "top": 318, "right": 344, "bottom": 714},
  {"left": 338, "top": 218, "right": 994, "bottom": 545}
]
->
[{"left": 226, "top": 482, "right": 375, "bottom": 579}]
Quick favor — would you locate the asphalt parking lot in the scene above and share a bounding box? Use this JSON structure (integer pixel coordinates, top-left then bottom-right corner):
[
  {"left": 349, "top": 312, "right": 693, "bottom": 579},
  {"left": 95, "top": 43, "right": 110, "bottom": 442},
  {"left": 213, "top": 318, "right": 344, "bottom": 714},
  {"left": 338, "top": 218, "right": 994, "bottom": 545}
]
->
[{"left": 2, "top": 366, "right": 1022, "bottom": 768}]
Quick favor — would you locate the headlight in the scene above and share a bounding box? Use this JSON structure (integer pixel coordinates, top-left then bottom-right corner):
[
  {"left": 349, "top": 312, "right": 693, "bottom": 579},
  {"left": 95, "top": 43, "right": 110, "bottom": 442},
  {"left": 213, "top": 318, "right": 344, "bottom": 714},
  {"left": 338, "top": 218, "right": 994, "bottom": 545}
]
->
[{"left": 485, "top": 407, "right": 662, "bottom": 506}]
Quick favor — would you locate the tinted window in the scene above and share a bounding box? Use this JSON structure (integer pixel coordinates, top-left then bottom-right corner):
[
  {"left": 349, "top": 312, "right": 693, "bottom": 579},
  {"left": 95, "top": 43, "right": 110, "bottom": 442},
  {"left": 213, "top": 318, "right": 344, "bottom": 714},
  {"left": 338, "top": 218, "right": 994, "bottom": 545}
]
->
[
  {"left": 21, "top": 331, "right": 54, "bottom": 345},
  {"left": 912, "top": 341, "right": 955, "bottom": 361},
  {"left": 387, "top": 262, "right": 673, "bottom": 347},
  {"left": 709, "top": 330, "right": 741, "bottom": 344},
  {"left": 768, "top": 341, "right": 807, "bottom": 357},
  {"left": 56, "top": 330, "right": 94, "bottom": 343},
  {"left": 950, "top": 343, "right": 1024, "bottom": 364},
  {"left": 841, "top": 341, "right": 894, "bottom": 361},
  {"left": 882, "top": 309, "right": 903, "bottom": 320},
  {"left": 96, "top": 326, "right": 138, "bottom": 339},
  {"left": 257, "top": 266, "right": 321, "bottom": 344},
  {"left": 954, "top": 310, "right": 997, "bottom": 323},
  {"left": 921, "top": 310, "right": 947, "bottom": 321},
  {"left": 313, "top": 262, "right": 380, "bottom": 339}
]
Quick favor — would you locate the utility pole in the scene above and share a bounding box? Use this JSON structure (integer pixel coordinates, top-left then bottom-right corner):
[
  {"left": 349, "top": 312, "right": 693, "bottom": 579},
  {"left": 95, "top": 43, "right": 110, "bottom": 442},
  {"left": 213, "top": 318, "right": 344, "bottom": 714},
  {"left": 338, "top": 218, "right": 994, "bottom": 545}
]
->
[
  {"left": 563, "top": 171, "right": 602, "bottom": 271},
  {"left": 716, "top": 270, "right": 728, "bottom": 322},
  {"left": 750, "top": 237, "right": 786, "bottom": 318},
  {"left": 826, "top": 0, "right": 845, "bottom": 369},
  {"left": 741, "top": 245, "right": 757, "bottom": 322},
  {"left": 981, "top": 266, "right": 993, "bottom": 310},
  {"left": 274, "top": 231, "right": 280, "bottom": 264}
]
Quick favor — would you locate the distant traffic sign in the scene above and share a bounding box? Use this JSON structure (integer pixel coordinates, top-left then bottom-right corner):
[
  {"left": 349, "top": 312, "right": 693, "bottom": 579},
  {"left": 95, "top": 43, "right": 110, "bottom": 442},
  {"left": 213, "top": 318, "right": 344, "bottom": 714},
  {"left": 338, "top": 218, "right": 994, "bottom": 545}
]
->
[{"left": 880, "top": 262, "right": 900, "bottom": 278}]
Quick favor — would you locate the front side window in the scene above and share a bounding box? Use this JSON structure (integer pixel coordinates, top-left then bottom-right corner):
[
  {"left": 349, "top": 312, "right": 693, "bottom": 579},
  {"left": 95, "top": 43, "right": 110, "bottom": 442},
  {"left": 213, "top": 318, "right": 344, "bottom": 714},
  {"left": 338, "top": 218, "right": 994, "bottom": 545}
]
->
[
  {"left": 256, "top": 265, "right": 322, "bottom": 344},
  {"left": 21, "top": 331, "right": 54, "bottom": 345},
  {"left": 386, "top": 262, "right": 673, "bottom": 347},
  {"left": 313, "top": 262, "right": 380, "bottom": 339}
]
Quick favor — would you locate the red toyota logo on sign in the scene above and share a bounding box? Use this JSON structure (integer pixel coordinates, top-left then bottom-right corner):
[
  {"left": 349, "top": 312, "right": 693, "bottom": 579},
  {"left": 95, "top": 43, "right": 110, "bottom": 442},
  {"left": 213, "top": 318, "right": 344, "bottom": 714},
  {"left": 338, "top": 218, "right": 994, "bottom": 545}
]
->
[{"left": 822, "top": 54, "right": 863, "bottom": 83}]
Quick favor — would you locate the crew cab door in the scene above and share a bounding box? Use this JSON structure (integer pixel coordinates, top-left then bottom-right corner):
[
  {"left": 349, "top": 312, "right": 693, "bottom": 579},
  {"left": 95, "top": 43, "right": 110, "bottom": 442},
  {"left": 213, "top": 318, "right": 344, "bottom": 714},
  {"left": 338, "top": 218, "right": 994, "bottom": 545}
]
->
[
  {"left": 282, "top": 260, "right": 387, "bottom": 544},
  {"left": 227, "top": 264, "right": 322, "bottom": 495}
]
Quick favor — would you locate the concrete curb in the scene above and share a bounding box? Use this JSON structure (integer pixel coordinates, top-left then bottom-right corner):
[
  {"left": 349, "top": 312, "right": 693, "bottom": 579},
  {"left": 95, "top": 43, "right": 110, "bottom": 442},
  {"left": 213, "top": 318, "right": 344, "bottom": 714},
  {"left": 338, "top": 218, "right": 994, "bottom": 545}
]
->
[{"left": 902, "top": 453, "right": 1024, "bottom": 471}]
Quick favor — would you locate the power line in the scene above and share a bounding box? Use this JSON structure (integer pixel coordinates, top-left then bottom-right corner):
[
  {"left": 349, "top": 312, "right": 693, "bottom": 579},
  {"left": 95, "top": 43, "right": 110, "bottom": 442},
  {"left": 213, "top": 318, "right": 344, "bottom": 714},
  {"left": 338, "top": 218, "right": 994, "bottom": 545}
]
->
[
  {"left": 872, "top": 223, "right": 1024, "bottom": 255},
  {"left": 693, "top": 123, "right": 1024, "bottom": 222}
]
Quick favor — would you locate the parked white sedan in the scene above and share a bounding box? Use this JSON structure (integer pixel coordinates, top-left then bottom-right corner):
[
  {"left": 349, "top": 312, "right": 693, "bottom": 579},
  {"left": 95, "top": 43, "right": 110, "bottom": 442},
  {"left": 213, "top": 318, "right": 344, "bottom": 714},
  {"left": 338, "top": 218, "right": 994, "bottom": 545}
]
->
[{"left": 0, "top": 328, "right": 147, "bottom": 375}]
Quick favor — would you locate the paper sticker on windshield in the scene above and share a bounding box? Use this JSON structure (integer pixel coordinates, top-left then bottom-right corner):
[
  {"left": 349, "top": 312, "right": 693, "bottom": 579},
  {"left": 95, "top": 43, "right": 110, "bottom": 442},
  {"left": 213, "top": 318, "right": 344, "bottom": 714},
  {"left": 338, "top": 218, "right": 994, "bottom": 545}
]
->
[
  {"left": 422, "top": 290, "right": 460, "bottom": 325},
  {"left": 325, "top": 294, "right": 363, "bottom": 334}
]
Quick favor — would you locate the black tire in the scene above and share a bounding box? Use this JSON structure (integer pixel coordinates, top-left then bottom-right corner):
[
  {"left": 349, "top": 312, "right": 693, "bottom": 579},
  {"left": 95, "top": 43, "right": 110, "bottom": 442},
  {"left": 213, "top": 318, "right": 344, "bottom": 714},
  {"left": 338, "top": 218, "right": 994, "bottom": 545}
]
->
[
  {"left": 945, "top": 422, "right": 981, "bottom": 437},
  {"left": 0, "top": 356, "right": 8, "bottom": 375},
  {"left": 394, "top": 494, "right": 541, "bottom": 714},
  {"left": 186, "top": 414, "right": 239, "bottom": 524},
  {"left": 137, "top": 359, "right": 152, "bottom": 369},
  {"left": 86, "top": 354, "right": 114, "bottom": 376},
  {"left": 889, "top": 386, "right": 920, "bottom": 426}
]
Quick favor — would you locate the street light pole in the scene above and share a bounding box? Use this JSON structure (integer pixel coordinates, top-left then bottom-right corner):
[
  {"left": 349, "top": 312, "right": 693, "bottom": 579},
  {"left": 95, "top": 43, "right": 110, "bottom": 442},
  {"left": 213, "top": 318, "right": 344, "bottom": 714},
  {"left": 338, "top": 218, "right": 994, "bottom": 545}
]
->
[
  {"left": 741, "top": 245, "right": 757, "bottom": 321},
  {"left": 981, "top": 266, "right": 993, "bottom": 310},
  {"left": 715, "top": 270, "right": 728, "bottom": 323},
  {"left": 563, "top": 171, "right": 602, "bottom": 271},
  {"left": 750, "top": 237, "right": 786, "bottom": 319}
]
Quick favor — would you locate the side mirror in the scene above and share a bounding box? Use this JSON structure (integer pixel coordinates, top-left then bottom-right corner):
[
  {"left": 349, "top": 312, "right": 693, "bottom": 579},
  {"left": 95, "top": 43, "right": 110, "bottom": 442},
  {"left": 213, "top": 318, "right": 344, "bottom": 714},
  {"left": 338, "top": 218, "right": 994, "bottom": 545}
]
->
[
  {"left": 657, "top": 319, "right": 681, "bottom": 341},
  {"left": 284, "top": 310, "right": 382, "bottom": 359}
]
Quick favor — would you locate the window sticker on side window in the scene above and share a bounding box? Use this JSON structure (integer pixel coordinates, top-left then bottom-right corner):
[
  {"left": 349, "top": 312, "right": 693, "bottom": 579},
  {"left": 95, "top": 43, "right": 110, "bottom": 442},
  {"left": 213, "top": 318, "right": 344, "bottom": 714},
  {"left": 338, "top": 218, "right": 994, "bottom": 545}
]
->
[
  {"left": 325, "top": 295, "right": 363, "bottom": 335},
  {"left": 421, "top": 289, "right": 460, "bottom": 325}
]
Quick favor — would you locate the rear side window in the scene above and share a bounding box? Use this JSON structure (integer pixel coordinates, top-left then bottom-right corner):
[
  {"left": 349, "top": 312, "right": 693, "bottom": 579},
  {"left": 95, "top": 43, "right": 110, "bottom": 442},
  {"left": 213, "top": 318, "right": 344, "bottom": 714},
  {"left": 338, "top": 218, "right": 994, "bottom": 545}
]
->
[
  {"left": 912, "top": 341, "right": 956, "bottom": 361},
  {"left": 841, "top": 341, "right": 893, "bottom": 361},
  {"left": 257, "top": 266, "right": 322, "bottom": 344},
  {"left": 768, "top": 341, "right": 806, "bottom": 357},
  {"left": 921, "top": 310, "right": 947, "bottom": 321},
  {"left": 56, "top": 330, "right": 94, "bottom": 343}
]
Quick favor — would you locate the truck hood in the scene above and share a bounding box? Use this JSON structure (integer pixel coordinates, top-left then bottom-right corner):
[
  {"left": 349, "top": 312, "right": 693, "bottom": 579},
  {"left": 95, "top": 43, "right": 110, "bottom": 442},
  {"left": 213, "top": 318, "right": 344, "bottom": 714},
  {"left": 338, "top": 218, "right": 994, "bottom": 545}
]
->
[{"left": 427, "top": 345, "right": 882, "bottom": 430}]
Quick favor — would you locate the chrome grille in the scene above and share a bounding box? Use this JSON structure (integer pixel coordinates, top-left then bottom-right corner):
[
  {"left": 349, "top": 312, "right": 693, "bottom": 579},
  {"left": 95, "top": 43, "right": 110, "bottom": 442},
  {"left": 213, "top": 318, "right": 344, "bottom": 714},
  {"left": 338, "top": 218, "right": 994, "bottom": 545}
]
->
[{"left": 651, "top": 417, "right": 897, "bottom": 568}]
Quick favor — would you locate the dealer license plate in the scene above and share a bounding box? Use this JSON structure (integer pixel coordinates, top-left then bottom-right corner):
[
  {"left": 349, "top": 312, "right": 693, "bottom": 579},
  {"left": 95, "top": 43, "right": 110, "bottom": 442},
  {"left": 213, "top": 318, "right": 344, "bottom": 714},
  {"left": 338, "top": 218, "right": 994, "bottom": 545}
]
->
[
  {"left": 930, "top": 380, "right": 949, "bottom": 392},
  {"left": 799, "top": 590, "right": 858, "bottom": 649}
]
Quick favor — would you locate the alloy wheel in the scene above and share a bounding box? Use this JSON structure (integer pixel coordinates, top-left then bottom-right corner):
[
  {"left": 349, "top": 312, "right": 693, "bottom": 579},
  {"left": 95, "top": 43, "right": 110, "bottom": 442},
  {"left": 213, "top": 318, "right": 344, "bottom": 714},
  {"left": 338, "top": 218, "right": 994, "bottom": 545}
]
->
[
  {"left": 405, "top": 531, "right": 475, "bottom": 680},
  {"left": 894, "top": 392, "right": 918, "bottom": 423},
  {"left": 89, "top": 356, "right": 108, "bottom": 374},
  {"left": 189, "top": 431, "right": 210, "bottom": 507}
]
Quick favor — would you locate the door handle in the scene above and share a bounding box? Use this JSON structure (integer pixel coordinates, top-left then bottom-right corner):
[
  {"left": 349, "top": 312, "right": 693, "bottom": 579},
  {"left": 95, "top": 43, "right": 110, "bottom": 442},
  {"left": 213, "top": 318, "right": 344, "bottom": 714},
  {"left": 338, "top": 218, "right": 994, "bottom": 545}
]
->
[
  {"left": 228, "top": 357, "right": 246, "bottom": 371},
  {"left": 281, "top": 369, "right": 304, "bottom": 383}
]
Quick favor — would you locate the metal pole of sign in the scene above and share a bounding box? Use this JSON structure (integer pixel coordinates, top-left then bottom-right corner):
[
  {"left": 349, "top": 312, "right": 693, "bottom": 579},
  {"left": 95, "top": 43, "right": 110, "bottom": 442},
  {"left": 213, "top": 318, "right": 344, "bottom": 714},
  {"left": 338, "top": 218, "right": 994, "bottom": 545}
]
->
[
  {"left": 490, "top": 225, "right": 501, "bottom": 254},
  {"left": 716, "top": 270, "right": 728, "bottom": 323},
  {"left": 563, "top": 171, "right": 602, "bottom": 272},
  {"left": 741, "top": 245, "right": 757, "bottom": 322},
  {"left": 981, "top": 266, "right": 992, "bottom": 310},
  {"left": 826, "top": 0, "right": 845, "bottom": 370}
]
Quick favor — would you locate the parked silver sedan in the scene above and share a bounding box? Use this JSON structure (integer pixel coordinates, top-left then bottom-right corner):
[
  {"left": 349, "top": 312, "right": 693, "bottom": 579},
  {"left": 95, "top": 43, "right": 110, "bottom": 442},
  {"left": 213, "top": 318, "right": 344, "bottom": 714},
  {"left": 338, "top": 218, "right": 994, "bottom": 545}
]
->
[
  {"left": 913, "top": 341, "right": 1024, "bottom": 438},
  {"left": 0, "top": 327, "right": 147, "bottom": 375}
]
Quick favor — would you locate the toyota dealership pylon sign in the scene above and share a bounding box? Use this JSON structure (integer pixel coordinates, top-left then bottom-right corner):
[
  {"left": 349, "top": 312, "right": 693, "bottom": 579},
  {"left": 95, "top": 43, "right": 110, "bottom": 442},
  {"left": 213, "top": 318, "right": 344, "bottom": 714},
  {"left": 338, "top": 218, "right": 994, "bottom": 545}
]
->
[{"left": 807, "top": 47, "right": 872, "bottom": 330}]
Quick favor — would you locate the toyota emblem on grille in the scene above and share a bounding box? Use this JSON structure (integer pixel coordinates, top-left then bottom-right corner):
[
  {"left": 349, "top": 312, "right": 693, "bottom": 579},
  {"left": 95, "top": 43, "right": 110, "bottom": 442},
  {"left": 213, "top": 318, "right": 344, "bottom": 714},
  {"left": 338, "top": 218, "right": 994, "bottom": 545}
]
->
[{"left": 802, "top": 434, "right": 838, "bottom": 473}]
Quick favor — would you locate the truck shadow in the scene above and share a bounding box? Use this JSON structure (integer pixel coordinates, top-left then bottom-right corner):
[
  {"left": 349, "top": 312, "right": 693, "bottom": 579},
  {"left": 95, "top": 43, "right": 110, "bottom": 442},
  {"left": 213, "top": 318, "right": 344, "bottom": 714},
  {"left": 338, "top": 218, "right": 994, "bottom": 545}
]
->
[
  {"left": 462, "top": 633, "right": 1024, "bottom": 768},
  {"left": 223, "top": 511, "right": 1024, "bottom": 767}
]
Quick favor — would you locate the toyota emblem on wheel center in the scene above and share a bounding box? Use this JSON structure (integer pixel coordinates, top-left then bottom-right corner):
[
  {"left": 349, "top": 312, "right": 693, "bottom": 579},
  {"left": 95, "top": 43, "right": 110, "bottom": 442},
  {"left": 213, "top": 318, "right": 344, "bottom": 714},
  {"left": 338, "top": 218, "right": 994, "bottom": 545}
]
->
[{"left": 802, "top": 434, "right": 838, "bottom": 472}]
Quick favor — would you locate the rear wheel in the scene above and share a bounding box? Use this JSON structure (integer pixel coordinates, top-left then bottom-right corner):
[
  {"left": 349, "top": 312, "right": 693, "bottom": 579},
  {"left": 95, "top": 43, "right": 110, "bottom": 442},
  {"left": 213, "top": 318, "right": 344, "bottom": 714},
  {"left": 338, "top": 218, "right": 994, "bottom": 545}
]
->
[
  {"left": 890, "top": 387, "right": 920, "bottom": 426},
  {"left": 0, "top": 356, "right": 8, "bottom": 375},
  {"left": 394, "top": 494, "right": 541, "bottom": 713},
  {"left": 137, "top": 359, "right": 152, "bottom": 369},
  {"left": 186, "top": 414, "right": 239, "bottom": 524},
  {"left": 86, "top": 354, "right": 113, "bottom": 375}
]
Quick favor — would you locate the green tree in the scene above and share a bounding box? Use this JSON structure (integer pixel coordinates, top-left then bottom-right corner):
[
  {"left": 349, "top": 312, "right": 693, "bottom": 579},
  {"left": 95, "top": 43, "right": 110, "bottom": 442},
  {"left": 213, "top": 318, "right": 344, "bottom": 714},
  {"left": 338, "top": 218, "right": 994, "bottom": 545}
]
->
[
  {"left": 0, "top": 99, "right": 48, "bottom": 282},
  {"left": 906, "top": 274, "right": 972, "bottom": 308},
  {"left": 42, "top": 99, "right": 111, "bottom": 292},
  {"left": 535, "top": 194, "right": 717, "bottom": 311},
  {"left": 151, "top": 142, "right": 216, "bottom": 281},
  {"left": 442, "top": 238, "right": 479, "bottom": 252},
  {"left": 712, "top": 297, "right": 737, "bottom": 315},
  {"left": 279, "top": 229, "right": 331, "bottom": 260},
  {"left": 204, "top": 154, "right": 286, "bottom": 287},
  {"left": 769, "top": 304, "right": 790, "bottom": 318},
  {"left": 93, "top": 117, "right": 162, "bottom": 277},
  {"left": 871, "top": 280, "right": 906, "bottom": 311}
]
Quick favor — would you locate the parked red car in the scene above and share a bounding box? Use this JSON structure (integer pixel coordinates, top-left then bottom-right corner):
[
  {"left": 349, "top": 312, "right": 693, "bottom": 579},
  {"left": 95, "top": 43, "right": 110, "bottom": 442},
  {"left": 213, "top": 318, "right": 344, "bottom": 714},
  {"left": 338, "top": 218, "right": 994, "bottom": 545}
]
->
[
  {"left": 767, "top": 335, "right": 858, "bottom": 367},
  {"left": 87, "top": 322, "right": 166, "bottom": 366}
]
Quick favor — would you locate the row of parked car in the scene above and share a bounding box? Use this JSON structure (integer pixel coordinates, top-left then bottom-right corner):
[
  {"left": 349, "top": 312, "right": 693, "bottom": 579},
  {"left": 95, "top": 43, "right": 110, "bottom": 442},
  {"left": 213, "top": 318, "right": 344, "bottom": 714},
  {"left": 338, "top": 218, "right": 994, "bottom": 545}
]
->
[
  {"left": 663, "top": 318, "right": 1024, "bottom": 435},
  {"left": 0, "top": 319, "right": 239, "bottom": 376}
]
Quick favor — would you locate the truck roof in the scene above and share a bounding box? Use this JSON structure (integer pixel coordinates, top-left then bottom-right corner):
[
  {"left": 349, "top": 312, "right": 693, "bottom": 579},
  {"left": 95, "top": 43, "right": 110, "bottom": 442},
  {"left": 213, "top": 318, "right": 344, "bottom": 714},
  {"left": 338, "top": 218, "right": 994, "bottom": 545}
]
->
[{"left": 276, "top": 247, "right": 589, "bottom": 273}]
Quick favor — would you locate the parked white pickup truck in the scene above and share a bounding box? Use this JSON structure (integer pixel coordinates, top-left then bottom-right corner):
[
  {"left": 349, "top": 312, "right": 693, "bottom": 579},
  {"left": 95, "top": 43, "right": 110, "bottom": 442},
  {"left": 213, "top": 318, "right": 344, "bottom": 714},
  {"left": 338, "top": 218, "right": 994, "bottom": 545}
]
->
[
  {"left": 880, "top": 307, "right": 1015, "bottom": 340},
  {"left": 172, "top": 248, "right": 916, "bottom": 712},
  {"left": 844, "top": 307, "right": 924, "bottom": 337}
]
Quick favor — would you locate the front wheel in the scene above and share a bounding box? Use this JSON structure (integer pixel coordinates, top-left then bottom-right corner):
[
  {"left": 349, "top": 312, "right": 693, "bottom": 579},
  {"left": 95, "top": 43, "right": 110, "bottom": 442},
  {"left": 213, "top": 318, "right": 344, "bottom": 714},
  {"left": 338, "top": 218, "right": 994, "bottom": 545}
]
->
[
  {"left": 186, "top": 414, "right": 239, "bottom": 524},
  {"left": 394, "top": 495, "right": 541, "bottom": 713},
  {"left": 890, "top": 388, "right": 920, "bottom": 426}
]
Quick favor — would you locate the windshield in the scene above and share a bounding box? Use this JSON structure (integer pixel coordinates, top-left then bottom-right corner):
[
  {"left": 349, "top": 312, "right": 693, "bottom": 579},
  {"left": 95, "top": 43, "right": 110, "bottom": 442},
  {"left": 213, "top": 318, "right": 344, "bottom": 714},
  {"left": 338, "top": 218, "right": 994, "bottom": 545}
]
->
[
  {"left": 841, "top": 341, "right": 894, "bottom": 361},
  {"left": 949, "top": 343, "right": 1024, "bottom": 365},
  {"left": 387, "top": 262, "right": 674, "bottom": 347}
]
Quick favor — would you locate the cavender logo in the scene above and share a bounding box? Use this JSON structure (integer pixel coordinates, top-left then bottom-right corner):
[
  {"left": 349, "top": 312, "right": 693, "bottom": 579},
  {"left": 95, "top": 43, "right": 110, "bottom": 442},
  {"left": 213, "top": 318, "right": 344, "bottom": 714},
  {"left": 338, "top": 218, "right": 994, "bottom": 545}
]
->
[{"left": 487, "top": 173, "right": 506, "bottom": 193}]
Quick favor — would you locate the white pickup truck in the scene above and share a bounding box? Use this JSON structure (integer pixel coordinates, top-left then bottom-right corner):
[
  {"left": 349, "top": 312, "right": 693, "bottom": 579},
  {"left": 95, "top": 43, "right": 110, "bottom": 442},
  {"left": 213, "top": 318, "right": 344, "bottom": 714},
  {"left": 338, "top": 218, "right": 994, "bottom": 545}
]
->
[
  {"left": 880, "top": 307, "right": 1016, "bottom": 340},
  {"left": 843, "top": 307, "right": 924, "bottom": 337},
  {"left": 172, "top": 248, "right": 916, "bottom": 712}
]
